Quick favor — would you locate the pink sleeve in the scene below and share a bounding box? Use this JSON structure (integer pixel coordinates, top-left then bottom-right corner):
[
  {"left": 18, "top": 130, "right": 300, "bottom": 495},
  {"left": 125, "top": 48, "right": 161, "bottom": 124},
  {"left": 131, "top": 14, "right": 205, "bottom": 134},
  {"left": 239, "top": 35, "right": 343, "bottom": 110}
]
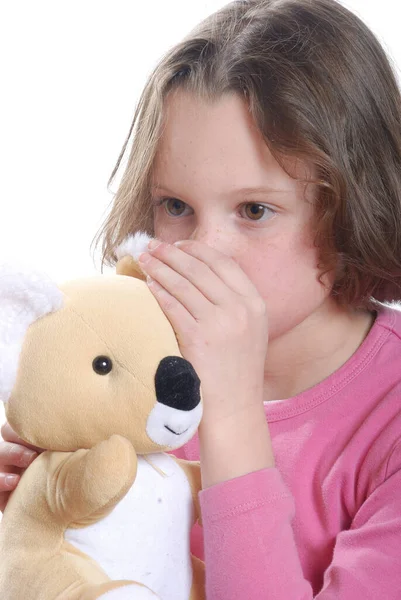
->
[
  {"left": 169, "top": 446, "right": 187, "bottom": 459},
  {"left": 199, "top": 445, "right": 401, "bottom": 599},
  {"left": 199, "top": 468, "right": 312, "bottom": 599}
]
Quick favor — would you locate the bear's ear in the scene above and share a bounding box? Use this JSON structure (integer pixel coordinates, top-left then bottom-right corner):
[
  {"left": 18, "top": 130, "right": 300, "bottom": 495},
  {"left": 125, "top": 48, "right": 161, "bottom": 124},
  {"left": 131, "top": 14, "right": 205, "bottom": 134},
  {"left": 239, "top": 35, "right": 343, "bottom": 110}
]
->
[
  {"left": 116, "top": 256, "right": 146, "bottom": 281},
  {"left": 0, "top": 264, "right": 64, "bottom": 403},
  {"left": 115, "top": 232, "right": 152, "bottom": 281}
]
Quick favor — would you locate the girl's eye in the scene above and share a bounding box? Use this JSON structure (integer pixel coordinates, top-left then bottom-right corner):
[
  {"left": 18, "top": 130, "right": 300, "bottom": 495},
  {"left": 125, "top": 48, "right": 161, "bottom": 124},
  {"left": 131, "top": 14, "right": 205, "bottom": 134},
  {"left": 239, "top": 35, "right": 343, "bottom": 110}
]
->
[
  {"left": 240, "top": 203, "right": 274, "bottom": 221},
  {"left": 163, "top": 198, "right": 192, "bottom": 217},
  {"left": 154, "top": 197, "right": 274, "bottom": 221}
]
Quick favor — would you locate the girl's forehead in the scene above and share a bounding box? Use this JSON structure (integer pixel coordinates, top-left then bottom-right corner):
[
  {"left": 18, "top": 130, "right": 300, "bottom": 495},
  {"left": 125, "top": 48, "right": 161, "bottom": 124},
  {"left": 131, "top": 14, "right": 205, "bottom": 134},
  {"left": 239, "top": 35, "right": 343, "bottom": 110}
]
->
[
  {"left": 155, "top": 90, "right": 311, "bottom": 180},
  {"left": 159, "top": 90, "right": 256, "bottom": 144}
]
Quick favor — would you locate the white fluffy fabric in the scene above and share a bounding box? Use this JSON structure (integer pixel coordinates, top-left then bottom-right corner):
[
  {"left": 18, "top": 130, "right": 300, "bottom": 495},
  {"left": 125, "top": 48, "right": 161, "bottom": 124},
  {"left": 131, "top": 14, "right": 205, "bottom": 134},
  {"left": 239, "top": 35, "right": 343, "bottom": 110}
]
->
[
  {"left": 0, "top": 264, "right": 64, "bottom": 403},
  {"left": 66, "top": 454, "right": 193, "bottom": 600},
  {"left": 100, "top": 585, "right": 158, "bottom": 599},
  {"left": 115, "top": 232, "right": 153, "bottom": 261},
  {"left": 146, "top": 401, "right": 202, "bottom": 449}
]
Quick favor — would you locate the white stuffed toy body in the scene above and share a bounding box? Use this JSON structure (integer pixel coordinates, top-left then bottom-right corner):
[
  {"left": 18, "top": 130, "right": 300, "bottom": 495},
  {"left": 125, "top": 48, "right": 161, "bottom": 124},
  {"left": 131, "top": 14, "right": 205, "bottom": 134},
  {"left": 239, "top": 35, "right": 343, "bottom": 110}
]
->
[{"left": 0, "top": 235, "right": 205, "bottom": 600}]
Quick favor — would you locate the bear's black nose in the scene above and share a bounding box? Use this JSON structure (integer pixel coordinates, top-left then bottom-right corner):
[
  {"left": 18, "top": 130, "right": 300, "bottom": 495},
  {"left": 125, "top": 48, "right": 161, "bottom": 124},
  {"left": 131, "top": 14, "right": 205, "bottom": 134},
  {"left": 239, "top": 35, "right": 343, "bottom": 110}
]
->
[{"left": 155, "top": 356, "right": 201, "bottom": 411}]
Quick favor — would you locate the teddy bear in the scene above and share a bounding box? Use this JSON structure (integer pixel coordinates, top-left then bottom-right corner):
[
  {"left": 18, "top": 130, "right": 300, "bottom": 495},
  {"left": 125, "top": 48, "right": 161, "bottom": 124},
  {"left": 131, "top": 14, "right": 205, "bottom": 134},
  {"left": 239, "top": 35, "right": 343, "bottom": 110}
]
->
[{"left": 0, "top": 234, "right": 205, "bottom": 600}]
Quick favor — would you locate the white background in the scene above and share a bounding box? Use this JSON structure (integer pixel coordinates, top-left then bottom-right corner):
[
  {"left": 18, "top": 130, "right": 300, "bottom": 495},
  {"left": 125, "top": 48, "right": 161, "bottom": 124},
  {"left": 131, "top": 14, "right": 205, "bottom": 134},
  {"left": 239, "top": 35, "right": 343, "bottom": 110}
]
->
[
  {"left": 0, "top": 1, "right": 400, "bottom": 425},
  {"left": 1, "top": 1, "right": 400, "bottom": 280}
]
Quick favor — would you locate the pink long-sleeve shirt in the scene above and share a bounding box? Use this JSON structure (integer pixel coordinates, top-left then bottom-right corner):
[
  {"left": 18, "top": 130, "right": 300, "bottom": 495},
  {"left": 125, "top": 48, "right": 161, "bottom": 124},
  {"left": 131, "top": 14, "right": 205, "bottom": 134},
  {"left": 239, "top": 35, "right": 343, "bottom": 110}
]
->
[{"left": 173, "top": 305, "right": 401, "bottom": 599}]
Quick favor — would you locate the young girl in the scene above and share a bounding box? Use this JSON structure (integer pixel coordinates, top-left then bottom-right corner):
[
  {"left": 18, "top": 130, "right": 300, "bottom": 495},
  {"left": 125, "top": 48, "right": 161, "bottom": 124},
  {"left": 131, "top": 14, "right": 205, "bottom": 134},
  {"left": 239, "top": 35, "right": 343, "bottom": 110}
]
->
[{"left": 2, "top": 0, "right": 401, "bottom": 597}]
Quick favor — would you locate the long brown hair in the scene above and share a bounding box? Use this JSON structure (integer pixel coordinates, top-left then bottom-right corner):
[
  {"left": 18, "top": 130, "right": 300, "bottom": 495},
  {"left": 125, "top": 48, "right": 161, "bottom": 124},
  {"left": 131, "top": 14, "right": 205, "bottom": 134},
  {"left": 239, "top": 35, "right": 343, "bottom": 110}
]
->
[{"left": 95, "top": 0, "right": 401, "bottom": 309}]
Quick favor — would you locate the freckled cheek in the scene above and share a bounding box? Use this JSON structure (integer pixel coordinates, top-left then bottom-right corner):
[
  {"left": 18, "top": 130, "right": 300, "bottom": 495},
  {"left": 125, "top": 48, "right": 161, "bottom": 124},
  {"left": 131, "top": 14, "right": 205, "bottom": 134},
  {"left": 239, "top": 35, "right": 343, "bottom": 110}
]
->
[
  {"left": 238, "top": 240, "right": 321, "bottom": 301},
  {"left": 153, "top": 216, "right": 192, "bottom": 244}
]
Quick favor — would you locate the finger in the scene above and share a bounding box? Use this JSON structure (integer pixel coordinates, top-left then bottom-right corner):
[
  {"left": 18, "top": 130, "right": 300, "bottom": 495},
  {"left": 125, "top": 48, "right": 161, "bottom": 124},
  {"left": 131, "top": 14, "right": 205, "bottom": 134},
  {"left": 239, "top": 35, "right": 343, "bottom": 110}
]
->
[
  {"left": 1, "top": 422, "right": 42, "bottom": 452},
  {"left": 139, "top": 253, "right": 213, "bottom": 319},
  {"left": 139, "top": 243, "right": 231, "bottom": 312},
  {"left": 146, "top": 277, "right": 199, "bottom": 343},
  {"left": 0, "top": 472, "right": 20, "bottom": 493},
  {"left": 0, "top": 441, "right": 38, "bottom": 468},
  {"left": 173, "top": 240, "right": 258, "bottom": 297},
  {"left": 0, "top": 470, "right": 21, "bottom": 512}
]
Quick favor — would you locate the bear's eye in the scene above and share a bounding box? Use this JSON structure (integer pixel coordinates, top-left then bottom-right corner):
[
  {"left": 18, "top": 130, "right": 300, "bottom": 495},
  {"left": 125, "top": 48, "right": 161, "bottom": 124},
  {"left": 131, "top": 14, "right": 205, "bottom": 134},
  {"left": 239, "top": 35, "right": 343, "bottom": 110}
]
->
[{"left": 92, "top": 356, "right": 113, "bottom": 375}]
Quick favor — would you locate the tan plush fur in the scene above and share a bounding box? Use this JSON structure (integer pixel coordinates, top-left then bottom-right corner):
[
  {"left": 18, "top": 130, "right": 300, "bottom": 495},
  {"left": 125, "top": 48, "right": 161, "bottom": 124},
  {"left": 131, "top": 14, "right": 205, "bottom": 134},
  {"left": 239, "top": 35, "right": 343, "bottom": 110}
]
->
[{"left": 0, "top": 262, "right": 205, "bottom": 600}]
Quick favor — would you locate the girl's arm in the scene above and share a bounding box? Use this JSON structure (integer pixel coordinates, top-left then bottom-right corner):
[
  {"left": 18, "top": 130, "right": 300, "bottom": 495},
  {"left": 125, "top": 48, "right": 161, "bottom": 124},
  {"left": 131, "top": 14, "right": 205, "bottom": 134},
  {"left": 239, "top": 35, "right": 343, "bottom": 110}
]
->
[
  {"left": 199, "top": 439, "right": 401, "bottom": 599},
  {"left": 198, "top": 403, "right": 274, "bottom": 489}
]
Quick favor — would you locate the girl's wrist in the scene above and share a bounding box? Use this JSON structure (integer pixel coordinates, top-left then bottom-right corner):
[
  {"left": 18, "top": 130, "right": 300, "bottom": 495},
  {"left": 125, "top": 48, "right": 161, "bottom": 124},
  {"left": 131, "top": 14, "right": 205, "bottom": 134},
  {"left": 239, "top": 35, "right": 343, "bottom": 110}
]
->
[
  {"left": 198, "top": 403, "right": 275, "bottom": 488},
  {"left": 199, "top": 384, "right": 265, "bottom": 424}
]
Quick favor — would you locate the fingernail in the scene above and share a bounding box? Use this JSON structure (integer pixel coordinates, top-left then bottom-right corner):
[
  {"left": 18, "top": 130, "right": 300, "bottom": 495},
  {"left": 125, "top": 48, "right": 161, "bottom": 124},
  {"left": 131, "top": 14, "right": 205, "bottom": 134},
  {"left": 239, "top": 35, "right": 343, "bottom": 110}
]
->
[
  {"left": 5, "top": 475, "right": 19, "bottom": 489},
  {"left": 22, "top": 450, "right": 37, "bottom": 465},
  {"left": 138, "top": 252, "right": 151, "bottom": 263},
  {"left": 148, "top": 239, "right": 161, "bottom": 250},
  {"left": 146, "top": 276, "right": 161, "bottom": 291}
]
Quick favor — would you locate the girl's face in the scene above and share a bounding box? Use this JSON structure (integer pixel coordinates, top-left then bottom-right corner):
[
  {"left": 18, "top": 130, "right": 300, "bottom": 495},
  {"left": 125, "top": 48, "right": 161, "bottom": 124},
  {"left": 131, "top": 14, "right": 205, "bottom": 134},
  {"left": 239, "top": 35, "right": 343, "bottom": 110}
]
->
[{"left": 152, "top": 90, "right": 332, "bottom": 342}]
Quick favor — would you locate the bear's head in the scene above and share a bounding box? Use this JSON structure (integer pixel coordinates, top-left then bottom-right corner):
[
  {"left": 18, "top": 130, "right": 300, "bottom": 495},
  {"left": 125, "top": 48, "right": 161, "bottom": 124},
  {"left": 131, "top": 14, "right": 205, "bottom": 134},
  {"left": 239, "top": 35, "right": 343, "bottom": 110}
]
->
[{"left": 0, "top": 237, "right": 202, "bottom": 453}]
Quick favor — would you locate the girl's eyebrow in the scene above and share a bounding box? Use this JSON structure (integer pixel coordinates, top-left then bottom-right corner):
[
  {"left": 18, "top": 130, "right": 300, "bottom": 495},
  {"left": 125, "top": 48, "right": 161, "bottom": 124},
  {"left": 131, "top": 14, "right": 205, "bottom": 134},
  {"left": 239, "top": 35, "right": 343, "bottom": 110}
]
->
[
  {"left": 152, "top": 184, "right": 288, "bottom": 196},
  {"left": 152, "top": 184, "right": 178, "bottom": 195},
  {"left": 224, "top": 185, "right": 289, "bottom": 196}
]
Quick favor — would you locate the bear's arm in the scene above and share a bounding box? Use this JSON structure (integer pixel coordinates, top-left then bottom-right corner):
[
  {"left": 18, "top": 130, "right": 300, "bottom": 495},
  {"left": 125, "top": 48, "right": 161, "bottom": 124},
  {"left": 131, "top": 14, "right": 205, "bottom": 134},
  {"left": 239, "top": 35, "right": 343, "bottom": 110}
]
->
[{"left": 47, "top": 434, "right": 138, "bottom": 527}]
